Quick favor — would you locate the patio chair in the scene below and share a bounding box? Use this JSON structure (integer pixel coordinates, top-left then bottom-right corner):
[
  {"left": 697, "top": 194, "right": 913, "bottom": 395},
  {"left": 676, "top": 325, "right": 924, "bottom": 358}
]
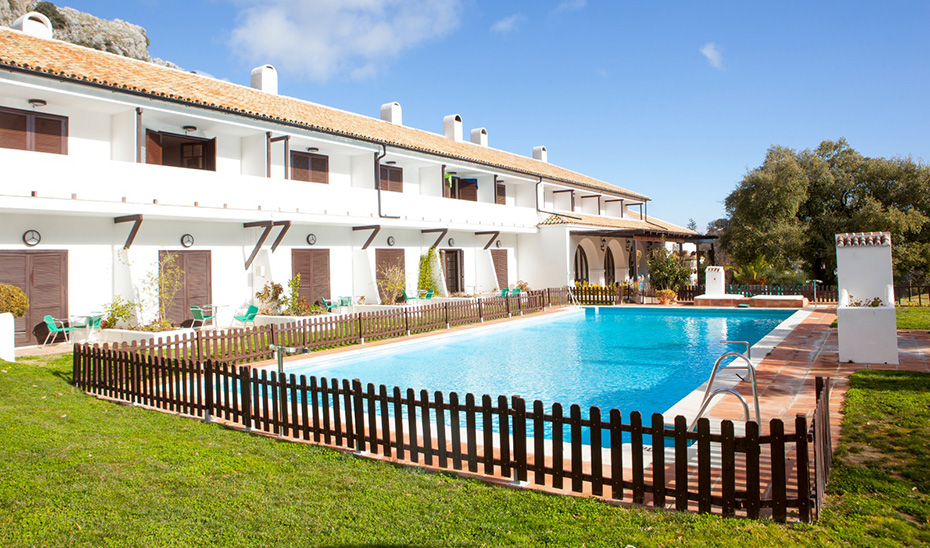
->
[
  {"left": 190, "top": 305, "right": 215, "bottom": 330},
  {"left": 232, "top": 304, "right": 258, "bottom": 327},
  {"left": 321, "top": 298, "right": 340, "bottom": 313},
  {"left": 510, "top": 288, "right": 522, "bottom": 297},
  {"left": 418, "top": 289, "right": 435, "bottom": 300},
  {"left": 497, "top": 288, "right": 510, "bottom": 297},
  {"left": 42, "top": 315, "right": 74, "bottom": 346},
  {"left": 402, "top": 290, "right": 418, "bottom": 303}
]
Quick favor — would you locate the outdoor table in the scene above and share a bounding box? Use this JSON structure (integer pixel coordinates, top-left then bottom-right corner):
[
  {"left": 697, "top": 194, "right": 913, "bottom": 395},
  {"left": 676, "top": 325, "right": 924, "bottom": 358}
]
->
[{"left": 71, "top": 312, "right": 103, "bottom": 343}]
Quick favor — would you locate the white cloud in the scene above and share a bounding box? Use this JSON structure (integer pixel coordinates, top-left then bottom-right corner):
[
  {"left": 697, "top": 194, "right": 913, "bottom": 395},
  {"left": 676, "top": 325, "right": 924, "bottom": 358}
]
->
[
  {"left": 229, "top": 0, "right": 463, "bottom": 82},
  {"left": 553, "top": 0, "right": 586, "bottom": 14},
  {"left": 699, "top": 41, "right": 724, "bottom": 70},
  {"left": 491, "top": 14, "right": 526, "bottom": 34}
]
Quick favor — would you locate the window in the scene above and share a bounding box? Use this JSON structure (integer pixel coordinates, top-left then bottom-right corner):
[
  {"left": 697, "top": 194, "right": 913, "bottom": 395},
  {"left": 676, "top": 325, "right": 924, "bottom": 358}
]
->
[
  {"left": 574, "top": 246, "right": 589, "bottom": 283},
  {"left": 380, "top": 165, "right": 403, "bottom": 193},
  {"left": 146, "top": 130, "right": 216, "bottom": 171},
  {"left": 604, "top": 248, "right": 615, "bottom": 286},
  {"left": 444, "top": 176, "right": 478, "bottom": 201},
  {"left": 0, "top": 105, "right": 67, "bottom": 155},
  {"left": 495, "top": 181, "right": 506, "bottom": 205},
  {"left": 290, "top": 151, "right": 329, "bottom": 184}
]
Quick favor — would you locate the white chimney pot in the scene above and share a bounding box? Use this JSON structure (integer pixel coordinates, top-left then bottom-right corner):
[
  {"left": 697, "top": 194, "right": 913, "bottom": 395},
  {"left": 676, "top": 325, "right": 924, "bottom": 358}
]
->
[
  {"left": 12, "top": 12, "right": 53, "bottom": 39},
  {"left": 443, "top": 114, "right": 463, "bottom": 142},
  {"left": 532, "top": 146, "right": 548, "bottom": 163},
  {"left": 470, "top": 127, "right": 488, "bottom": 147},
  {"left": 380, "top": 102, "right": 403, "bottom": 125},
  {"left": 250, "top": 65, "right": 278, "bottom": 95}
]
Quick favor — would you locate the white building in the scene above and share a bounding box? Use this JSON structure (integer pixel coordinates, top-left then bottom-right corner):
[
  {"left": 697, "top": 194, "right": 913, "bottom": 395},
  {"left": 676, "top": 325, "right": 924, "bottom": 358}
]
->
[{"left": 0, "top": 20, "right": 697, "bottom": 346}]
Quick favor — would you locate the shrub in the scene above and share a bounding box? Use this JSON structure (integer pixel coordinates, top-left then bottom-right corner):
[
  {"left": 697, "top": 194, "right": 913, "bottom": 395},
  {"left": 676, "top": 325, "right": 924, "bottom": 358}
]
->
[
  {"left": 0, "top": 284, "right": 29, "bottom": 317},
  {"left": 377, "top": 264, "right": 406, "bottom": 304},
  {"left": 648, "top": 247, "right": 692, "bottom": 291},
  {"left": 34, "top": 2, "right": 67, "bottom": 30},
  {"left": 515, "top": 280, "right": 530, "bottom": 291},
  {"left": 417, "top": 248, "right": 442, "bottom": 294},
  {"left": 255, "top": 281, "right": 285, "bottom": 315},
  {"left": 656, "top": 289, "right": 677, "bottom": 304},
  {"left": 101, "top": 296, "right": 135, "bottom": 328}
]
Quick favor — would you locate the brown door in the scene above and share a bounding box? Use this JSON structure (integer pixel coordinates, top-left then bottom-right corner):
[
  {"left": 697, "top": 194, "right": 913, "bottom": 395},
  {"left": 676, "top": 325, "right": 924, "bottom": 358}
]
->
[
  {"left": 292, "top": 249, "right": 331, "bottom": 306},
  {"left": 159, "top": 250, "right": 211, "bottom": 326},
  {"left": 375, "top": 248, "right": 405, "bottom": 302},
  {"left": 491, "top": 249, "right": 508, "bottom": 290},
  {"left": 0, "top": 250, "right": 68, "bottom": 346},
  {"left": 441, "top": 250, "right": 464, "bottom": 294}
]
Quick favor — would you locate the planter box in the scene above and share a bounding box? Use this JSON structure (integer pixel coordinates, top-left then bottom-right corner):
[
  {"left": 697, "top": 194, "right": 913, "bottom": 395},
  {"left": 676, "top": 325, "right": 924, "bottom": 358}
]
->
[
  {"left": 837, "top": 306, "right": 898, "bottom": 365},
  {"left": 0, "top": 312, "right": 14, "bottom": 362},
  {"left": 95, "top": 327, "right": 195, "bottom": 346}
]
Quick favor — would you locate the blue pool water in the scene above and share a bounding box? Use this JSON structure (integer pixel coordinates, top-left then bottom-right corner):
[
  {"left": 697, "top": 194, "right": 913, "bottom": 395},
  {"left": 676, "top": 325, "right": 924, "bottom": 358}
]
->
[{"left": 287, "top": 308, "right": 793, "bottom": 420}]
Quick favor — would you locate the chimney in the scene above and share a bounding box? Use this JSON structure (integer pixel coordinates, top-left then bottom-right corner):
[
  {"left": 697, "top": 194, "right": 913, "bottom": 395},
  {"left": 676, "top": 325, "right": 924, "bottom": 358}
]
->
[
  {"left": 443, "top": 114, "right": 463, "bottom": 142},
  {"left": 250, "top": 65, "right": 278, "bottom": 95},
  {"left": 380, "top": 102, "right": 402, "bottom": 125},
  {"left": 12, "top": 12, "right": 53, "bottom": 39},
  {"left": 470, "top": 127, "right": 488, "bottom": 147},
  {"left": 532, "top": 146, "right": 548, "bottom": 163}
]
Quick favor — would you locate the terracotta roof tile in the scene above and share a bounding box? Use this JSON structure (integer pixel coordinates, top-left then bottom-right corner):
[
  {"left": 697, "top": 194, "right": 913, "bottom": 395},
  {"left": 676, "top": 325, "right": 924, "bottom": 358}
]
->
[{"left": 0, "top": 28, "right": 649, "bottom": 200}]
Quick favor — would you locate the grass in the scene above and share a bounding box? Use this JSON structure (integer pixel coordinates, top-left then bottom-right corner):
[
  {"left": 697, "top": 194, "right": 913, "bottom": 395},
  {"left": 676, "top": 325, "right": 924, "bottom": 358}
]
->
[
  {"left": 1, "top": 355, "right": 928, "bottom": 547},
  {"left": 829, "top": 307, "right": 930, "bottom": 329}
]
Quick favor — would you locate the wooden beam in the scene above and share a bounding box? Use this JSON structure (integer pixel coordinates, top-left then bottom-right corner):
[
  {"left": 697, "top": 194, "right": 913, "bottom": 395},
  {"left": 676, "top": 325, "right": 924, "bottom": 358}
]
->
[
  {"left": 353, "top": 225, "right": 381, "bottom": 250},
  {"left": 475, "top": 231, "right": 500, "bottom": 250},
  {"left": 243, "top": 220, "right": 274, "bottom": 269},
  {"left": 270, "top": 220, "right": 291, "bottom": 252},
  {"left": 114, "top": 214, "right": 143, "bottom": 249},
  {"left": 421, "top": 228, "right": 448, "bottom": 249}
]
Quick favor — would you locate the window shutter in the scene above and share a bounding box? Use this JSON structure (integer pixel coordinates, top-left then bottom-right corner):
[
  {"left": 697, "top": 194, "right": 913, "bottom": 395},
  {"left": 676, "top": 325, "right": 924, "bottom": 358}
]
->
[
  {"left": 495, "top": 182, "right": 506, "bottom": 205},
  {"left": 145, "top": 130, "right": 163, "bottom": 165},
  {"left": 380, "top": 165, "right": 402, "bottom": 192},
  {"left": 290, "top": 151, "right": 311, "bottom": 182},
  {"left": 204, "top": 138, "right": 217, "bottom": 171},
  {"left": 309, "top": 154, "right": 329, "bottom": 184},
  {"left": 491, "top": 249, "right": 508, "bottom": 290},
  {"left": 0, "top": 109, "right": 28, "bottom": 151},
  {"left": 33, "top": 115, "right": 67, "bottom": 155},
  {"left": 458, "top": 178, "right": 478, "bottom": 201}
]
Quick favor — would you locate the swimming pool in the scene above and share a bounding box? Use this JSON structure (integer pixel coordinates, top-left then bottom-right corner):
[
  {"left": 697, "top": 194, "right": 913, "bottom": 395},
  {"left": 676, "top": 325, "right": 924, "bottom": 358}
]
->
[{"left": 286, "top": 307, "right": 795, "bottom": 421}]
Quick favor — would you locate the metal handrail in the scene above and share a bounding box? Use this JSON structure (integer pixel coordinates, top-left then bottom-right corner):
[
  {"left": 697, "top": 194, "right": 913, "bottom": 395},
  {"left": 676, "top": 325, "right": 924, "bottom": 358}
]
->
[
  {"left": 565, "top": 287, "right": 580, "bottom": 306},
  {"left": 689, "top": 349, "right": 761, "bottom": 431}
]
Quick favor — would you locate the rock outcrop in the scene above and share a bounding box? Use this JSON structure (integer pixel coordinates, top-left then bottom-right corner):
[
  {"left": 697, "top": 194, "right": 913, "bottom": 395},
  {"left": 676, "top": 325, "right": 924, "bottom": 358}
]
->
[{"left": 1, "top": 1, "right": 181, "bottom": 69}]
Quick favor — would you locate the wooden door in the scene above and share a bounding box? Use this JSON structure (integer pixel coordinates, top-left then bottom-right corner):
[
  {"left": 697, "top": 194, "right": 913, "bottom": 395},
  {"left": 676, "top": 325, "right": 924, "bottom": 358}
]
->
[
  {"left": 375, "top": 248, "right": 405, "bottom": 302},
  {"left": 292, "top": 249, "right": 331, "bottom": 306},
  {"left": 0, "top": 250, "right": 68, "bottom": 346},
  {"left": 441, "top": 250, "right": 464, "bottom": 294},
  {"left": 491, "top": 249, "right": 508, "bottom": 290},
  {"left": 159, "top": 250, "right": 211, "bottom": 326}
]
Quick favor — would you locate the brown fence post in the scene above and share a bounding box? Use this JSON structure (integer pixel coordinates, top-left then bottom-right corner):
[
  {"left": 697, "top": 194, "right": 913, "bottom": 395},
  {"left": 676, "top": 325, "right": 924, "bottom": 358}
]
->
[
  {"left": 796, "top": 414, "right": 812, "bottom": 523},
  {"left": 204, "top": 360, "right": 214, "bottom": 423},
  {"left": 445, "top": 301, "right": 451, "bottom": 329},
  {"left": 240, "top": 366, "right": 252, "bottom": 432},
  {"left": 512, "top": 396, "right": 528, "bottom": 483},
  {"left": 352, "top": 379, "right": 365, "bottom": 452}
]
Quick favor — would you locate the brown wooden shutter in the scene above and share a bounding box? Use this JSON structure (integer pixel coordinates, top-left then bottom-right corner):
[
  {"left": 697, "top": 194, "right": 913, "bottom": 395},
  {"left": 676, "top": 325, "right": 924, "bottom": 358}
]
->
[
  {"left": 292, "top": 249, "right": 331, "bottom": 306},
  {"left": 204, "top": 138, "right": 217, "bottom": 171},
  {"left": 380, "top": 165, "right": 403, "bottom": 193},
  {"left": 375, "top": 248, "right": 405, "bottom": 302},
  {"left": 160, "top": 250, "right": 212, "bottom": 326},
  {"left": 0, "top": 251, "right": 28, "bottom": 345},
  {"left": 491, "top": 249, "right": 508, "bottom": 290},
  {"left": 33, "top": 115, "right": 67, "bottom": 155},
  {"left": 458, "top": 179, "right": 478, "bottom": 201},
  {"left": 0, "top": 251, "right": 68, "bottom": 346},
  {"left": 146, "top": 129, "right": 163, "bottom": 165},
  {"left": 290, "top": 151, "right": 310, "bottom": 182},
  {"left": 309, "top": 154, "right": 329, "bottom": 184},
  {"left": 0, "top": 108, "right": 28, "bottom": 151},
  {"left": 495, "top": 182, "right": 506, "bottom": 205}
]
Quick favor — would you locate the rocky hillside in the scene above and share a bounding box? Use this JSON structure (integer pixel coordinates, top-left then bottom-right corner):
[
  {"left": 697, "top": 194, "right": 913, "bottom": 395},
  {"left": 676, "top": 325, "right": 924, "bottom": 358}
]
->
[{"left": 0, "top": 1, "right": 179, "bottom": 68}]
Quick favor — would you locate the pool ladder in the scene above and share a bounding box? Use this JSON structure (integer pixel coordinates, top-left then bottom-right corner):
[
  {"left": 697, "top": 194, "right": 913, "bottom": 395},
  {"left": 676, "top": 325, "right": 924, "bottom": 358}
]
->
[{"left": 688, "top": 341, "right": 761, "bottom": 432}]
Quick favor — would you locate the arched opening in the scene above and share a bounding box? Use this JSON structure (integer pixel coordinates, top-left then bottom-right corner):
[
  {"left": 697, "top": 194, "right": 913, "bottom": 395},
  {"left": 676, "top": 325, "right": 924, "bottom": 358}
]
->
[
  {"left": 604, "top": 247, "right": 616, "bottom": 286},
  {"left": 574, "top": 245, "right": 589, "bottom": 283}
]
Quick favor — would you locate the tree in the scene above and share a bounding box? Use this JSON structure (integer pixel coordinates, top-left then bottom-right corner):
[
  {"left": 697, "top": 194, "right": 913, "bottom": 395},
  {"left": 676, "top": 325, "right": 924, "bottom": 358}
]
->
[
  {"left": 719, "top": 140, "right": 930, "bottom": 284},
  {"left": 686, "top": 218, "right": 698, "bottom": 232},
  {"left": 648, "top": 246, "right": 692, "bottom": 291}
]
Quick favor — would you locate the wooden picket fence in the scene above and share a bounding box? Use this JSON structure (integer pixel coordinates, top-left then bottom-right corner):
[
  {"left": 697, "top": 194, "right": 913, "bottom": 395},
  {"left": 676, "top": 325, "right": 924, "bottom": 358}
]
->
[
  {"left": 109, "top": 290, "right": 550, "bottom": 366},
  {"left": 72, "top": 345, "right": 833, "bottom": 523}
]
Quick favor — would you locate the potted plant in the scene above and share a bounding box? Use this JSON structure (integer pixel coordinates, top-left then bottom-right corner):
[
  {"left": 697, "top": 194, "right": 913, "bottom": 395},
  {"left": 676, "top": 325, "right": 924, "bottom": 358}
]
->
[{"left": 0, "top": 283, "right": 29, "bottom": 362}]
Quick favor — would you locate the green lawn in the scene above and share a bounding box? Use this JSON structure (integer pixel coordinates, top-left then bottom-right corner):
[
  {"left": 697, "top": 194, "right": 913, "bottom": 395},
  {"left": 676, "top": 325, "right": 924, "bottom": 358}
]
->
[
  {"left": 1, "top": 355, "right": 928, "bottom": 547},
  {"left": 896, "top": 307, "right": 930, "bottom": 330}
]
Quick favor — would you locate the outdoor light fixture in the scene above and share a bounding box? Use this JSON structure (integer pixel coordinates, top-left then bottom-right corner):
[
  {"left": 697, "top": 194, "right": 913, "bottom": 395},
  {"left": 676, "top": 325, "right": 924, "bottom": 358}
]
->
[
  {"left": 182, "top": 125, "right": 197, "bottom": 133},
  {"left": 600, "top": 238, "right": 606, "bottom": 250},
  {"left": 27, "top": 98, "right": 47, "bottom": 108},
  {"left": 385, "top": 161, "right": 397, "bottom": 165},
  {"left": 307, "top": 147, "right": 319, "bottom": 152}
]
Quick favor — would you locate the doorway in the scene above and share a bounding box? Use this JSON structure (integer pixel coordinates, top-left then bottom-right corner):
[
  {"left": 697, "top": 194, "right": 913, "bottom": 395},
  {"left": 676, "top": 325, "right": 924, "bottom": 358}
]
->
[{"left": 441, "top": 249, "right": 464, "bottom": 294}]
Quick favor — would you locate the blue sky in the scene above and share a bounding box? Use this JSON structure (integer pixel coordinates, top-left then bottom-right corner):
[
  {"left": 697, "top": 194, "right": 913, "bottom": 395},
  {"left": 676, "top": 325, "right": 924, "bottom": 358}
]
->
[{"left": 58, "top": 1, "right": 930, "bottom": 230}]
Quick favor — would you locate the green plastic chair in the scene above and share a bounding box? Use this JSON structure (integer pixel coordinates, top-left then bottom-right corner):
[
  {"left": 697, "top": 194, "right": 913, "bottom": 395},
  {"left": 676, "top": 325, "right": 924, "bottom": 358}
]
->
[
  {"left": 510, "top": 288, "right": 522, "bottom": 297},
  {"left": 190, "top": 306, "right": 215, "bottom": 329},
  {"left": 321, "top": 298, "right": 340, "bottom": 312},
  {"left": 497, "top": 288, "right": 510, "bottom": 297},
  {"left": 42, "top": 315, "right": 74, "bottom": 346},
  {"left": 424, "top": 289, "right": 434, "bottom": 299},
  {"left": 232, "top": 304, "right": 258, "bottom": 327},
  {"left": 402, "top": 290, "right": 418, "bottom": 303},
  {"left": 338, "top": 296, "right": 352, "bottom": 307},
  {"left": 418, "top": 289, "right": 435, "bottom": 299}
]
